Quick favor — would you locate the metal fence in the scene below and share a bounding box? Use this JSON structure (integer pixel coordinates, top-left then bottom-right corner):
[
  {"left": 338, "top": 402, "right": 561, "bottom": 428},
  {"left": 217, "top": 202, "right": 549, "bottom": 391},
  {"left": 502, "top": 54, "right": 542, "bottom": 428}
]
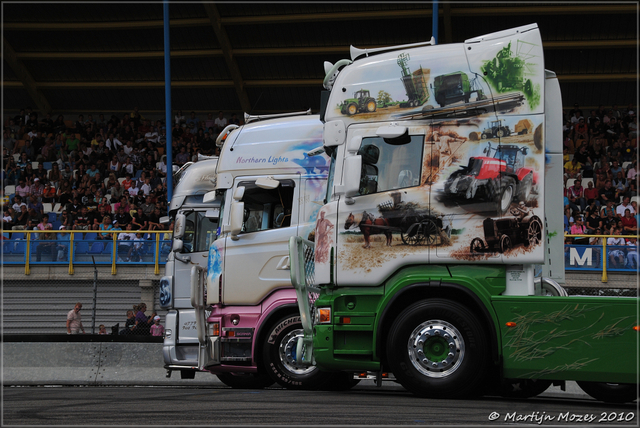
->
[
  {"left": 2, "top": 277, "right": 165, "bottom": 335},
  {"left": 2, "top": 230, "right": 172, "bottom": 275}
]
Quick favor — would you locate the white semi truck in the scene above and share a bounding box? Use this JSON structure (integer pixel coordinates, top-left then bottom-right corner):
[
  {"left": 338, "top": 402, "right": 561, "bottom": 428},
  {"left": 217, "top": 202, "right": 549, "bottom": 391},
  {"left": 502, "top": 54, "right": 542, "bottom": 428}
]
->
[
  {"left": 162, "top": 113, "right": 354, "bottom": 389},
  {"left": 161, "top": 158, "right": 221, "bottom": 379}
]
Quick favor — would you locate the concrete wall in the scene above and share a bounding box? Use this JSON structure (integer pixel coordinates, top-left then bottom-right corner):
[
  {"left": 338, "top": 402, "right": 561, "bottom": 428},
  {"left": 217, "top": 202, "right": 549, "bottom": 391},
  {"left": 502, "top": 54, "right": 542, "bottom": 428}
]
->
[{"left": 3, "top": 341, "right": 218, "bottom": 386}]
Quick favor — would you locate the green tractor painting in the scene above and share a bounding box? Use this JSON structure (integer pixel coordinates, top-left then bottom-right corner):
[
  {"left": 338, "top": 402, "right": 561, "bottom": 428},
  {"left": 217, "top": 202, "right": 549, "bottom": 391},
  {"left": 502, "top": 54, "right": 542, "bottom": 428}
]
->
[
  {"left": 481, "top": 40, "right": 539, "bottom": 106},
  {"left": 340, "top": 89, "right": 377, "bottom": 115},
  {"left": 397, "top": 53, "right": 430, "bottom": 108},
  {"left": 431, "top": 71, "right": 487, "bottom": 108}
]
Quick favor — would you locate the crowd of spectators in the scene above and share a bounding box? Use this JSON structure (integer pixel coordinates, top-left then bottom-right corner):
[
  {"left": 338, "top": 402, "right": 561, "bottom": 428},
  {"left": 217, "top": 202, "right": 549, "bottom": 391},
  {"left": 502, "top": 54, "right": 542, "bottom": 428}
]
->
[
  {"left": 1, "top": 108, "right": 239, "bottom": 240},
  {"left": 562, "top": 103, "right": 638, "bottom": 269}
]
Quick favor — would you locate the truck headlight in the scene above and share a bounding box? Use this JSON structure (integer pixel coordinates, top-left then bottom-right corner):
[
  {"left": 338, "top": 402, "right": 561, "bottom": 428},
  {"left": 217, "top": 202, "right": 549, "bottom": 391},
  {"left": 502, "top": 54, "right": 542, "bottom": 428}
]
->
[{"left": 314, "top": 307, "right": 331, "bottom": 324}]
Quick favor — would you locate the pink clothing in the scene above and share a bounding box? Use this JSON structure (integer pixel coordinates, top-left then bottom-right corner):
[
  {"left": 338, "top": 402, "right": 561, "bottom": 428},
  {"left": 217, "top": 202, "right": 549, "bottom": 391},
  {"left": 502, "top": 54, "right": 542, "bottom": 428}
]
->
[{"left": 150, "top": 324, "right": 165, "bottom": 337}]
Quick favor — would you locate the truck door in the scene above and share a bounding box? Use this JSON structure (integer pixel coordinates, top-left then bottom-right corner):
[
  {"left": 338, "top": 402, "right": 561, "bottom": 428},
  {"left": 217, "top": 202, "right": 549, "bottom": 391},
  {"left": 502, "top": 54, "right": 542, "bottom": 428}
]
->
[
  {"left": 222, "top": 175, "right": 300, "bottom": 305},
  {"left": 334, "top": 124, "right": 430, "bottom": 286}
]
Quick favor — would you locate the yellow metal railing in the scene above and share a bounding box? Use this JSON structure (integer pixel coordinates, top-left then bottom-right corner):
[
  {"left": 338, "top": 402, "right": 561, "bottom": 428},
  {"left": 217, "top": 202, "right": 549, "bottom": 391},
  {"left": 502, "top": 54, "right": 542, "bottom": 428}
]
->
[
  {"left": 4, "top": 229, "right": 173, "bottom": 276},
  {"left": 565, "top": 234, "right": 637, "bottom": 283}
]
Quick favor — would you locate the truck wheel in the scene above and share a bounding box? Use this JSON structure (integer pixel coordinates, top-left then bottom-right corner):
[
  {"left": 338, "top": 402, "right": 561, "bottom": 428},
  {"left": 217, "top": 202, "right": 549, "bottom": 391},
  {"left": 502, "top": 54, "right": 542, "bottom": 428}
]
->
[
  {"left": 346, "top": 103, "right": 358, "bottom": 116},
  {"left": 262, "top": 315, "right": 329, "bottom": 390},
  {"left": 500, "top": 379, "right": 552, "bottom": 398},
  {"left": 216, "top": 372, "right": 275, "bottom": 389},
  {"left": 366, "top": 99, "right": 377, "bottom": 112},
  {"left": 496, "top": 129, "right": 504, "bottom": 138},
  {"left": 498, "top": 177, "right": 515, "bottom": 214},
  {"left": 481, "top": 133, "right": 488, "bottom": 139},
  {"left": 577, "top": 381, "right": 638, "bottom": 403},
  {"left": 387, "top": 299, "right": 489, "bottom": 398}
]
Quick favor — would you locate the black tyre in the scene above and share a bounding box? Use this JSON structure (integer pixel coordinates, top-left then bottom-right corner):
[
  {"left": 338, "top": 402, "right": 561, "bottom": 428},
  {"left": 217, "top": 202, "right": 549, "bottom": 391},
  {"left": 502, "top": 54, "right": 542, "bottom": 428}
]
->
[
  {"left": 217, "top": 372, "right": 275, "bottom": 389},
  {"left": 499, "top": 234, "right": 511, "bottom": 253},
  {"left": 498, "top": 177, "right": 515, "bottom": 214},
  {"left": 401, "top": 223, "right": 424, "bottom": 246},
  {"left": 470, "top": 237, "right": 485, "bottom": 253},
  {"left": 496, "top": 129, "right": 504, "bottom": 138},
  {"left": 517, "top": 174, "right": 533, "bottom": 202},
  {"left": 577, "top": 381, "right": 638, "bottom": 403},
  {"left": 500, "top": 378, "right": 552, "bottom": 398},
  {"left": 386, "top": 299, "right": 490, "bottom": 398},
  {"left": 366, "top": 99, "right": 377, "bottom": 112},
  {"left": 422, "top": 220, "right": 438, "bottom": 245},
  {"left": 481, "top": 133, "right": 488, "bottom": 140},
  {"left": 524, "top": 216, "right": 542, "bottom": 248},
  {"left": 263, "top": 315, "right": 330, "bottom": 390}
]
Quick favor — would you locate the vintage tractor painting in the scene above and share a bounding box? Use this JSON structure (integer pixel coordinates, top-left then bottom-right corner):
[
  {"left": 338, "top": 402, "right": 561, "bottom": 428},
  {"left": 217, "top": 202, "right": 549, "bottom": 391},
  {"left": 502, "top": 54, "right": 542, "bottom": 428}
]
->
[
  {"left": 431, "top": 71, "right": 487, "bottom": 108},
  {"left": 444, "top": 142, "right": 535, "bottom": 214},
  {"left": 481, "top": 120, "right": 511, "bottom": 139},
  {"left": 470, "top": 206, "right": 543, "bottom": 254},
  {"left": 397, "top": 53, "right": 430, "bottom": 108},
  {"left": 340, "top": 89, "right": 377, "bottom": 115},
  {"left": 480, "top": 40, "right": 539, "bottom": 105}
]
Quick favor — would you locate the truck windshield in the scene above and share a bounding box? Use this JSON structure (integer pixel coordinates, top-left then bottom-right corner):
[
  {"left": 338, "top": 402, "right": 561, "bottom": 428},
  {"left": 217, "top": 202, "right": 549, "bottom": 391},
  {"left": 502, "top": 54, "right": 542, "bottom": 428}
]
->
[{"left": 181, "top": 211, "right": 219, "bottom": 253}]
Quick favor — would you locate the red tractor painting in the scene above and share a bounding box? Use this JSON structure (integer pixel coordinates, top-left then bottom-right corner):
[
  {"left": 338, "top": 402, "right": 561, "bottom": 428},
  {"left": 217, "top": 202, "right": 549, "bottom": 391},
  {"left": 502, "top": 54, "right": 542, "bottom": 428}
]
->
[{"left": 443, "top": 142, "right": 535, "bottom": 214}]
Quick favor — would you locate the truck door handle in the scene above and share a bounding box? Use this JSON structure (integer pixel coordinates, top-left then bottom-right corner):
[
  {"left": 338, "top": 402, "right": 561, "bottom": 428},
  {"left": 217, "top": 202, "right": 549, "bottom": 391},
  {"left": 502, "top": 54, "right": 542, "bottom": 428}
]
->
[{"left": 276, "top": 256, "right": 290, "bottom": 270}]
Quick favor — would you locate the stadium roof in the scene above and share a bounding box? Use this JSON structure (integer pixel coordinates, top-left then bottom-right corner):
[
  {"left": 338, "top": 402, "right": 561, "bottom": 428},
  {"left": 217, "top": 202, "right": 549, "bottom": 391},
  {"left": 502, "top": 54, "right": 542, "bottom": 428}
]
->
[{"left": 2, "top": 2, "right": 637, "bottom": 118}]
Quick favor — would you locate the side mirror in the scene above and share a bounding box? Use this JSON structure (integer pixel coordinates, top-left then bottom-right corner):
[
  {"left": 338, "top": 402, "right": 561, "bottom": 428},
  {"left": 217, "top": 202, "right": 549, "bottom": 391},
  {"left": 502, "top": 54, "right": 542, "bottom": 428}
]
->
[
  {"left": 334, "top": 155, "right": 362, "bottom": 197},
  {"left": 173, "top": 213, "right": 186, "bottom": 240},
  {"left": 344, "top": 155, "right": 362, "bottom": 198},
  {"left": 229, "top": 202, "right": 245, "bottom": 241},
  {"left": 172, "top": 239, "right": 183, "bottom": 252},
  {"left": 159, "top": 216, "right": 170, "bottom": 225}
]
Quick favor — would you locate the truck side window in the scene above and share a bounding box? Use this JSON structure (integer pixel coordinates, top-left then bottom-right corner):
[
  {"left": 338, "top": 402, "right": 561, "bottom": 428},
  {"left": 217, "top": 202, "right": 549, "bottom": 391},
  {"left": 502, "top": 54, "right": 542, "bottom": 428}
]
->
[
  {"left": 357, "top": 135, "right": 424, "bottom": 195},
  {"left": 239, "top": 181, "right": 295, "bottom": 233},
  {"left": 180, "top": 211, "right": 218, "bottom": 253}
]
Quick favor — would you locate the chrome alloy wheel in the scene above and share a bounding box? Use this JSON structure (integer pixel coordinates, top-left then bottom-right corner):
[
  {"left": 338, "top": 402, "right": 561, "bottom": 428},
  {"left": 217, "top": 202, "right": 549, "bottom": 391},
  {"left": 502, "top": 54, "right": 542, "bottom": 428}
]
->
[
  {"left": 279, "top": 329, "right": 316, "bottom": 375},
  {"left": 407, "top": 320, "right": 465, "bottom": 378}
]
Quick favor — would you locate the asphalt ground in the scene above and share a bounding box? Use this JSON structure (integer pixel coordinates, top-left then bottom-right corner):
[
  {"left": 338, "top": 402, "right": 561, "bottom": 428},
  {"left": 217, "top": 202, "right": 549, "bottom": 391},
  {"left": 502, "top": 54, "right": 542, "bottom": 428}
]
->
[{"left": 3, "top": 382, "right": 637, "bottom": 427}]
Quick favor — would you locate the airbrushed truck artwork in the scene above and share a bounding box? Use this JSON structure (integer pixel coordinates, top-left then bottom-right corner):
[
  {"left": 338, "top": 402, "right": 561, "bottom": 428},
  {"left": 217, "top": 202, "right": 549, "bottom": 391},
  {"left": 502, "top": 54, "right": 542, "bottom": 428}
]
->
[
  {"left": 290, "top": 24, "right": 637, "bottom": 402},
  {"left": 318, "top": 25, "right": 545, "bottom": 280}
]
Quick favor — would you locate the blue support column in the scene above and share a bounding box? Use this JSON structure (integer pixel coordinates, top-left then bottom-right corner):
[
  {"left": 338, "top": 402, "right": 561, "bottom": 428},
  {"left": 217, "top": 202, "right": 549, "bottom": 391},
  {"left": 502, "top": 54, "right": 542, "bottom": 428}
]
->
[
  {"left": 164, "top": 2, "right": 173, "bottom": 208},
  {"left": 432, "top": 1, "right": 439, "bottom": 45}
]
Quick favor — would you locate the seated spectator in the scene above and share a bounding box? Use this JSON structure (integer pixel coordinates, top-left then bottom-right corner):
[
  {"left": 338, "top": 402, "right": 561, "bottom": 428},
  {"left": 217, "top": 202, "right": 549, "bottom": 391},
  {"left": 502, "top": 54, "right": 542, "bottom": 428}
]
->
[
  {"left": 567, "top": 179, "right": 586, "bottom": 212},
  {"left": 570, "top": 216, "right": 588, "bottom": 245},
  {"left": 616, "top": 196, "right": 635, "bottom": 217},
  {"left": 73, "top": 206, "right": 91, "bottom": 231},
  {"left": 128, "top": 232, "right": 145, "bottom": 261},
  {"left": 134, "top": 302, "right": 156, "bottom": 336},
  {"left": 607, "top": 226, "right": 626, "bottom": 269},
  {"left": 626, "top": 237, "right": 638, "bottom": 269},
  {"left": 27, "top": 195, "right": 44, "bottom": 218},
  {"left": 117, "top": 223, "right": 136, "bottom": 261},
  {"left": 119, "top": 310, "right": 137, "bottom": 335},
  {"left": 56, "top": 225, "right": 70, "bottom": 261},
  {"left": 130, "top": 207, "right": 148, "bottom": 230},
  {"left": 584, "top": 207, "right": 602, "bottom": 234},
  {"left": 621, "top": 208, "right": 637, "bottom": 235},
  {"left": 42, "top": 183, "right": 56, "bottom": 209},
  {"left": 35, "top": 225, "right": 56, "bottom": 262},
  {"left": 2, "top": 207, "right": 15, "bottom": 230},
  {"left": 598, "top": 180, "right": 617, "bottom": 206},
  {"left": 564, "top": 207, "right": 574, "bottom": 233}
]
